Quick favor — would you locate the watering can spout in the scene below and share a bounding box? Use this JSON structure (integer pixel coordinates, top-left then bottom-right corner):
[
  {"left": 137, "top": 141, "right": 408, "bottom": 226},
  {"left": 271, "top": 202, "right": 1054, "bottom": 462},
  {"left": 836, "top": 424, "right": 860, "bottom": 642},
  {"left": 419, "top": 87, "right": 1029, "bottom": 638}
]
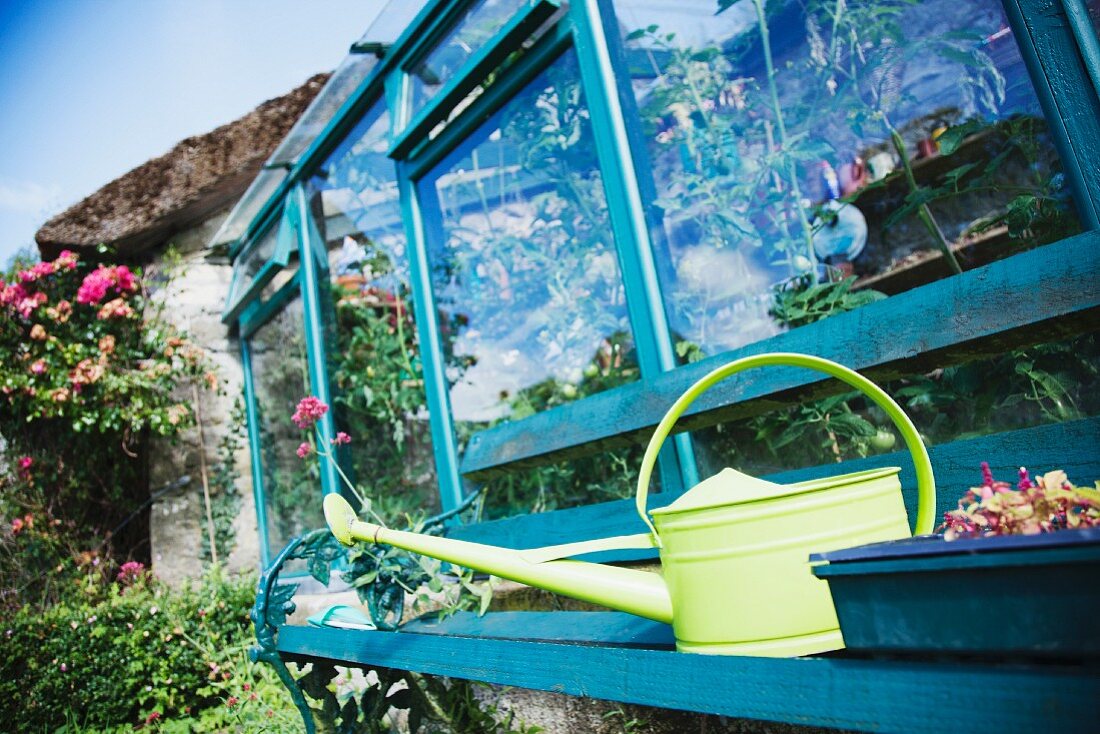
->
[{"left": 324, "top": 493, "right": 674, "bottom": 624}]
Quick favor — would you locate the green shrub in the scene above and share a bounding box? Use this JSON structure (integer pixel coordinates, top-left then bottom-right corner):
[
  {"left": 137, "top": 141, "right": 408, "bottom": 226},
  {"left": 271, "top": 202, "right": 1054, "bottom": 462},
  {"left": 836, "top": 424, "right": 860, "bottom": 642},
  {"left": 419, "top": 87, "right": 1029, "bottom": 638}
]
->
[{"left": 0, "top": 568, "right": 297, "bottom": 731}]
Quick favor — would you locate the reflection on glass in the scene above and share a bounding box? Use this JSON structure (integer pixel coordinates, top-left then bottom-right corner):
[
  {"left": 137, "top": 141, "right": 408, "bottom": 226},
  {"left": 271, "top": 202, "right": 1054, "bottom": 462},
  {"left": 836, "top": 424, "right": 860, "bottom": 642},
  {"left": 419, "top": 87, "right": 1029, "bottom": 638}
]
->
[
  {"left": 408, "top": 0, "right": 523, "bottom": 116},
  {"left": 480, "top": 445, "right": 657, "bottom": 520},
  {"left": 308, "top": 101, "right": 439, "bottom": 519},
  {"left": 249, "top": 297, "right": 324, "bottom": 555},
  {"left": 267, "top": 54, "right": 381, "bottom": 167},
  {"left": 419, "top": 47, "right": 638, "bottom": 442},
  {"left": 209, "top": 168, "right": 288, "bottom": 248},
  {"left": 226, "top": 224, "right": 280, "bottom": 310},
  {"left": 614, "top": 0, "right": 1082, "bottom": 359},
  {"left": 692, "top": 333, "right": 1100, "bottom": 480}
]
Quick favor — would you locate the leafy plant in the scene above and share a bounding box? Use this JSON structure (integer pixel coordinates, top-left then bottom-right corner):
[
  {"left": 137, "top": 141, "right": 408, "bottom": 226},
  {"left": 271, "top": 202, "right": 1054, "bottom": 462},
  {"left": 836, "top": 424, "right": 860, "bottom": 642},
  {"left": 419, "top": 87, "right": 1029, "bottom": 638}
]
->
[
  {"left": 940, "top": 463, "right": 1100, "bottom": 539},
  {"left": 769, "top": 274, "right": 885, "bottom": 329},
  {"left": 0, "top": 248, "right": 212, "bottom": 609},
  {"left": 0, "top": 567, "right": 297, "bottom": 731}
]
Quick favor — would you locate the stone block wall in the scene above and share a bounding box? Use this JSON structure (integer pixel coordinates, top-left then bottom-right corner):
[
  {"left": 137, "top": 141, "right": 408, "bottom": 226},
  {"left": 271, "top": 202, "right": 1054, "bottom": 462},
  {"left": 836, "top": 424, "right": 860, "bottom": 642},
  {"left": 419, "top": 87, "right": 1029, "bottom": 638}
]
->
[{"left": 146, "top": 210, "right": 259, "bottom": 585}]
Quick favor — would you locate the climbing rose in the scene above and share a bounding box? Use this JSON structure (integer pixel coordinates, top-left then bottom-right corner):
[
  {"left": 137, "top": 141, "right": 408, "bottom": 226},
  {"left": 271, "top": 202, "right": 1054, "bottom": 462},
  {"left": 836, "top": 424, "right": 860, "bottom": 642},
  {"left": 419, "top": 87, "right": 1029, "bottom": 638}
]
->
[
  {"left": 113, "top": 265, "right": 137, "bottom": 293},
  {"left": 292, "top": 397, "right": 329, "bottom": 429},
  {"left": 76, "top": 267, "right": 114, "bottom": 305},
  {"left": 97, "top": 297, "right": 134, "bottom": 320}
]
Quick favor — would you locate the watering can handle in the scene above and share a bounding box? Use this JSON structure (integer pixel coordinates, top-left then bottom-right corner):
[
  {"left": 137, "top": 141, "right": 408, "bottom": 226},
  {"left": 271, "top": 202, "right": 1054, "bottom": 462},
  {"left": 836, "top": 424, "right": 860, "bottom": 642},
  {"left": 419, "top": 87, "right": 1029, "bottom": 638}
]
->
[{"left": 635, "top": 353, "right": 936, "bottom": 544}]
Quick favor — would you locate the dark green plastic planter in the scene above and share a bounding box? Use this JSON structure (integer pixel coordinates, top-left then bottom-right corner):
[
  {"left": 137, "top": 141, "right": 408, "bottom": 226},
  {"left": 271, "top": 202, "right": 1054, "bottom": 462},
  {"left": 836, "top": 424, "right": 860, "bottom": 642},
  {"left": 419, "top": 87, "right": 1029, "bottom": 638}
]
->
[{"left": 811, "top": 528, "right": 1100, "bottom": 658}]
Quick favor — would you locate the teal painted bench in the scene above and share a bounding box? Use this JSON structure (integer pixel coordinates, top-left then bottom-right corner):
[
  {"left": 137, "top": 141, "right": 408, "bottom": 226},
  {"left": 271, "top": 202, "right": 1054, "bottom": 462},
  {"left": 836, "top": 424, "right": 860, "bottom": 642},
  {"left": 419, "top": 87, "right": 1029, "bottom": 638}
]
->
[{"left": 251, "top": 235, "right": 1100, "bottom": 732}]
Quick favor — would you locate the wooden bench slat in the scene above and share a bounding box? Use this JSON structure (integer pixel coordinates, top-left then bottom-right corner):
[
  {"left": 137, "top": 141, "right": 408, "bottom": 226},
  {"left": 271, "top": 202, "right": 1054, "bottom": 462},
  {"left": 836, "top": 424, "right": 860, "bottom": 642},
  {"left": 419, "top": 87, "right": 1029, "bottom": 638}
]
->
[
  {"left": 461, "top": 231, "right": 1100, "bottom": 478},
  {"left": 277, "top": 625, "right": 1099, "bottom": 733},
  {"left": 402, "top": 611, "right": 675, "bottom": 648}
]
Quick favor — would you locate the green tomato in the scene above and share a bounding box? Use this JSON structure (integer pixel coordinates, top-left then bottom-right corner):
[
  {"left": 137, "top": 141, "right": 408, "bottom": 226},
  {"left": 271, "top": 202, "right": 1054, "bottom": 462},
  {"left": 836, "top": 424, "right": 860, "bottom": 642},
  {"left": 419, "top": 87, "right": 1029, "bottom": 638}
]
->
[
  {"left": 560, "top": 384, "right": 578, "bottom": 399},
  {"left": 583, "top": 363, "right": 599, "bottom": 379},
  {"left": 870, "top": 429, "right": 896, "bottom": 452}
]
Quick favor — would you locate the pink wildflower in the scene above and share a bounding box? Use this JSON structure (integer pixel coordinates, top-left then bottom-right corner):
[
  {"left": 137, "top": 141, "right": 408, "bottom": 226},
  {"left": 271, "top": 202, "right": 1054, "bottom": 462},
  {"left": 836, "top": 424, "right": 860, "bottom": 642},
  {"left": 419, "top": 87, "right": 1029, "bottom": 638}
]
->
[
  {"left": 18, "top": 457, "right": 32, "bottom": 471},
  {"left": 296, "top": 442, "right": 311, "bottom": 459},
  {"left": 292, "top": 396, "right": 328, "bottom": 429},
  {"left": 226, "top": 696, "right": 239, "bottom": 708},
  {"left": 117, "top": 560, "right": 146, "bottom": 586},
  {"left": 331, "top": 432, "right": 351, "bottom": 445},
  {"left": 59, "top": 663, "right": 67, "bottom": 672},
  {"left": 10, "top": 518, "right": 24, "bottom": 534},
  {"left": 145, "top": 712, "right": 161, "bottom": 725}
]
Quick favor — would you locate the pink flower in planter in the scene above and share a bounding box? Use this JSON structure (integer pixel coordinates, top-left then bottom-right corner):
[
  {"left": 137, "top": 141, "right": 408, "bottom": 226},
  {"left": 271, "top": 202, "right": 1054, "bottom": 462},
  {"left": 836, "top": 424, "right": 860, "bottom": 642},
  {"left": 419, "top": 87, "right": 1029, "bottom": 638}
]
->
[
  {"left": 296, "top": 442, "right": 311, "bottom": 459},
  {"left": 292, "top": 397, "right": 329, "bottom": 429}
]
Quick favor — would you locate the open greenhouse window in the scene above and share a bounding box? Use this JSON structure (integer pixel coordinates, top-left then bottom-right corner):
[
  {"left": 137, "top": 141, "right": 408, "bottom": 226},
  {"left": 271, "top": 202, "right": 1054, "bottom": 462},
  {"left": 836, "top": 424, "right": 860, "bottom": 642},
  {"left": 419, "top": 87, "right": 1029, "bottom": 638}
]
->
[
  {"left": 390, "top": 0, "right": 567, "bottom": 157},
  {"left": 266, "top": 53, "right": 384, "bottom": 168},
  {"left": 611, "top": 0, "right": 1084, "bottom": 362},
  {"left": 223, "top": 204, "right": 298, "bottom": 322},
  {"left": 208, "top": 167, "right": 289, "bottom": 253},
  {"left": 305, "top": 98, "right": 442, "bottom": 521}
]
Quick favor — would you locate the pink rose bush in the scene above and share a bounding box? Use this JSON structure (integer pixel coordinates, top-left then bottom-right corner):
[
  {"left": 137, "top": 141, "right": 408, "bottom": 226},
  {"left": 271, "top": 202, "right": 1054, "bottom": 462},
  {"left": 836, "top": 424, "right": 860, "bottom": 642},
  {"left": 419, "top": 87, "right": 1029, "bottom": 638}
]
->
[
  {"left": 0, "top": 249, "right": 213, "bottom": 604},
  {"left": 939, "top": 462, "right": 1100, "bottom": 539}
]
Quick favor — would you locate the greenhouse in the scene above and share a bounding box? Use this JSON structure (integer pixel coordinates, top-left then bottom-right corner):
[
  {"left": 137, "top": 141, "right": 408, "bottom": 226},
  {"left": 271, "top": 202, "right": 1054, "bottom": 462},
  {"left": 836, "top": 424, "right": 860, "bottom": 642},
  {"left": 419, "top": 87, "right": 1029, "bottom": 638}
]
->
[{"left": 221, "top": 0, "right": 1100, "bottom": 730}]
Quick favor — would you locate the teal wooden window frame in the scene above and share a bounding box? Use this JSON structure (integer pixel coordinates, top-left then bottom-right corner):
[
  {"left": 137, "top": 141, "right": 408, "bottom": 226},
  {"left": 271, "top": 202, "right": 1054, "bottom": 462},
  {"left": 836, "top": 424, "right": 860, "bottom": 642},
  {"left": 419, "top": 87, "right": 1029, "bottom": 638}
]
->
[
  {"left": 226, "top": 0, "right": 1100, "bottom": 566},
  {"left": 388, "top": 0, "right": 563, "bottom": 159},
  {"left": 223, "top": 202, "right": 298, "bottom": 323}
]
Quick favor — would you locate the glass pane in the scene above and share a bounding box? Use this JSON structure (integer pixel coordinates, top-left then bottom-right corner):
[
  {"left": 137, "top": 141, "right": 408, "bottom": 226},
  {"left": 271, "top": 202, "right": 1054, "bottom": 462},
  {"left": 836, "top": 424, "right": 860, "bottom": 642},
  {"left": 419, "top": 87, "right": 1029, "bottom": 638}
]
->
[
  {"left": 614, "top": 0, "right": 1083, "bottom": 359},
  {"left": 692, "top": 332, "right": 1100, "bottom": 479},
  {"left": 225, "top": 223, "right": 280, "bottom": 310},
  {"left": 248, "top": 297, "right": 325, "bottom": 555},
  {"left": 308, "top": 101, "right": 440, "bottom": 520},
  {"left": 209, "top": 168, "right": 288, "bottom": 249},
  {"left": 407, "top": 0, "right": 525, "bottom": 117},
  {"left": 267, "top": 54, "right": 381, "bottom": 167},
  {"left": 418, "top": 47, "right": 639, "bottom": 443},
  {"left": 357, "top": 0, "right": 432, "bottom": 47},
  {"left": 480, "top": 445, "right": 656, "bottom": 520}
]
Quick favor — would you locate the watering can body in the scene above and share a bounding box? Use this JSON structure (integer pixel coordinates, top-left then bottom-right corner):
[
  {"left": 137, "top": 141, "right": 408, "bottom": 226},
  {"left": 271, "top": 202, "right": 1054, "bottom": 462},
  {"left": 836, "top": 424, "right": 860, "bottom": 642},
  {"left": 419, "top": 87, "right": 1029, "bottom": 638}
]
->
[{"left": 325, "top": 353, "right": 936, "bottom": 657}]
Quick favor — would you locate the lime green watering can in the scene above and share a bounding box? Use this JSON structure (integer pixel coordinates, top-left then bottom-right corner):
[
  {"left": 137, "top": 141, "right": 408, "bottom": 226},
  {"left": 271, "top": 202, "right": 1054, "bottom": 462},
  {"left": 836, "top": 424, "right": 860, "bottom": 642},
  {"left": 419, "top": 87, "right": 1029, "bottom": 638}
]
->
[{"left": 325, "top": 353, "right": 936, "bottom": 657}]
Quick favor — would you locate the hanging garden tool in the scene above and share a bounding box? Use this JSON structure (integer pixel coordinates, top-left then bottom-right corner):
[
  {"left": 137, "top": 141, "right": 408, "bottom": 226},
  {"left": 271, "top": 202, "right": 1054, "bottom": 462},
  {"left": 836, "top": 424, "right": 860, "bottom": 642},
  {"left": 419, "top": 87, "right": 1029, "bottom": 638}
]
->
[{"left": 325, "top": 353, "right": 936, "bottom": 657}]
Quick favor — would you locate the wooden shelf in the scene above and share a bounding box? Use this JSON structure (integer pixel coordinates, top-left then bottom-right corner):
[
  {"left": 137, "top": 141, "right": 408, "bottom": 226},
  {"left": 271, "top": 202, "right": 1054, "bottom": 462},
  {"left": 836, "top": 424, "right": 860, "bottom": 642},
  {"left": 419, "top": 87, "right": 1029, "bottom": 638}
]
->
[{"left": 278, "top": 612, "right": 1099, "bottom": 733}]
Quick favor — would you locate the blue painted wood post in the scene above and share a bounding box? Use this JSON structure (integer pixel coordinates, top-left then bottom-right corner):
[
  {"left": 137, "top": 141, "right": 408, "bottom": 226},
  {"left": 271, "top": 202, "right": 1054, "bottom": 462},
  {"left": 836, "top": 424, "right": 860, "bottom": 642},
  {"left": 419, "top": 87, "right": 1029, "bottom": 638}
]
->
[
  {"left": 290, "top": 183, "right": 342, "bottom": 498},
  {"left": 240, "top": 336, "right": 272, "bottom": 569},
  {"left": 1004, "top": 0, "right": 1100, "bottom": 228},
  {"left": 570, "top": 0, "right": 699, "bottom": 494},
  {"left": 397, "top": 166, "right": 467, "bottom": 513}
]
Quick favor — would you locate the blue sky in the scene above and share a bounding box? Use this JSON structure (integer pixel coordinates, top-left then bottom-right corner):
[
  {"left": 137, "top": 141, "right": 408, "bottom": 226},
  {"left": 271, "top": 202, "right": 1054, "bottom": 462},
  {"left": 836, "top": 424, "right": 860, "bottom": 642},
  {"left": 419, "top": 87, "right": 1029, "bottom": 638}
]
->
[{"left": 0, "top": 0, "right": 388, "bottom": 267}]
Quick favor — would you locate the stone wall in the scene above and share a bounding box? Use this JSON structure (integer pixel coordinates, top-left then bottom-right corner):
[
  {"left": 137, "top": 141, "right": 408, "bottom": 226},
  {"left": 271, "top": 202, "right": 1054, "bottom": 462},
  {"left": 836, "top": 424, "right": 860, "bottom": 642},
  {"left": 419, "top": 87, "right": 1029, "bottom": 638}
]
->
[{"left": 146, "top": 210, "right": 259, "bottom": 585}]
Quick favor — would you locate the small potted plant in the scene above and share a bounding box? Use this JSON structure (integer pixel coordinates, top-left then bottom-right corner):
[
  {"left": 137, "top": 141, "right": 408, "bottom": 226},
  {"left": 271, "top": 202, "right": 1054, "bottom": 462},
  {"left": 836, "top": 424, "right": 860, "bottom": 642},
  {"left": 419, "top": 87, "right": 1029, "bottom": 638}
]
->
[{"left": 812, "top": 463, "right": 1100, "bottom": 659}]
